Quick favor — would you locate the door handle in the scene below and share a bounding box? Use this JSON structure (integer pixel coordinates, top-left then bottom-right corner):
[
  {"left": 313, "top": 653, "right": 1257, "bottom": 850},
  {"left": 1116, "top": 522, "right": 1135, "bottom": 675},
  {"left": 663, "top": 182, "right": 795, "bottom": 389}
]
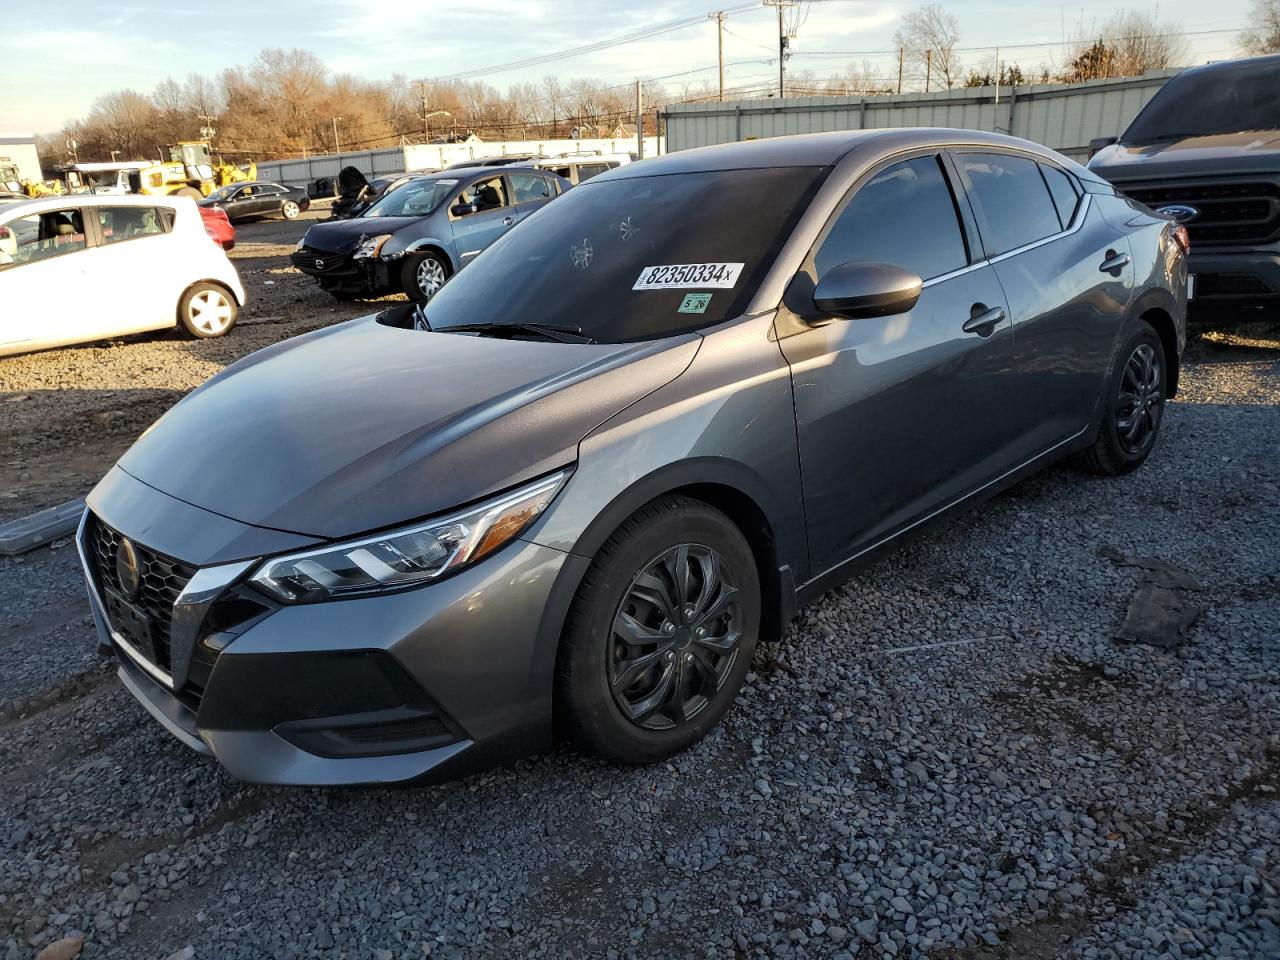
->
[
  {"left": 1099, "top": 250, "right": 1130, "bottom": 273},
  {"left": 962, "top": 304, "right": 1006, "bottom": 336},
  {"left": 502, "top": 216, "right": 516, "bottom": 227}
]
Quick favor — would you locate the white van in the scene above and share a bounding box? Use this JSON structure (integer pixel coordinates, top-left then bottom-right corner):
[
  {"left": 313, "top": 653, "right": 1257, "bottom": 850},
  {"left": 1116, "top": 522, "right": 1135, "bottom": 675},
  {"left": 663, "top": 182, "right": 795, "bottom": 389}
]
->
[
  {"left": 532, "top": 154, "right": 631, "bottom": 185},
  {"left": 0, "top": 194, "right": 246, "bottom": 356}
]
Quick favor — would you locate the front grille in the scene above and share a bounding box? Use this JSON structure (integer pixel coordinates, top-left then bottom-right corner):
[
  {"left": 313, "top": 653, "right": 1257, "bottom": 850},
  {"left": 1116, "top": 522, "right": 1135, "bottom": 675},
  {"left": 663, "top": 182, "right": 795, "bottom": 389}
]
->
[
  {"left": 1196, "top": 273, "right": 1274, "bottom": 297},
  {"left": 89, "top": 516, "right": 196, "bottom": 671},
  {"left": 1121, "top": 180, "right": 1280, "bottom": 246},
  {"left": 290, "top": 247, "right": 355, "bottom": 275}
]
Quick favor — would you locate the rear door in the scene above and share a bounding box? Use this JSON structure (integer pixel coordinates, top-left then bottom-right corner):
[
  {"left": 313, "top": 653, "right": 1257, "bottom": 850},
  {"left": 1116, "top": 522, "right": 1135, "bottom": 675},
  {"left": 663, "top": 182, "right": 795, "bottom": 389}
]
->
[
  {"left": 0, "top": 206, "right": 92, "bottom": 351},
  {"left": 85, "top": 204, "right": 180, "bottom": 335},
  {"left": 951, "top": 150, "right": 1133, "bottom": 452},
  {"left": 779, "top": 152, "right": 1020, "bottom": 573},
  {"left": 447, "top": 175, "right": 514, "bottom": 265}
]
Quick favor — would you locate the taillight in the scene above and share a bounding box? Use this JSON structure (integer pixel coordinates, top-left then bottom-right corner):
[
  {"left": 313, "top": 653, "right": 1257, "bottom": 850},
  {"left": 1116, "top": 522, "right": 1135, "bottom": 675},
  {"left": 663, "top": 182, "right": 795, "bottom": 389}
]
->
[
  {"left": 0, "top": 226, "right": 10, "bottom": 240},
  {"left": 1173, "top": 224, "right": 1190, "bottom": 254}
]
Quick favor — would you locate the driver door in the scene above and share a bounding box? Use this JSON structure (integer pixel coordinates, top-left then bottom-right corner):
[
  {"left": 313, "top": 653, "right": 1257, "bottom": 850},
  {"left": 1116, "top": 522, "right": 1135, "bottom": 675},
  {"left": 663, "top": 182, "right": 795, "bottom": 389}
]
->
[
  {"left": 447, "top": 175, "right": 515, "bottom": 265},
  {"left": 777, "top": 152, "right": 1020, "bottom": 574}
]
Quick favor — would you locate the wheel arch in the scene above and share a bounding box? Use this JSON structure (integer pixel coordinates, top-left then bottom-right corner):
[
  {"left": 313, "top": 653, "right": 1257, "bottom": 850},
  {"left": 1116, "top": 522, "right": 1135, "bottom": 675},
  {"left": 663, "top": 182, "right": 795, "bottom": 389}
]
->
[
  {"left": 555, "top": 458, "right": 800, "bottom": 650},
  {"left": 1128, "top": 287, "right": 1180, "bottom": 398},
  {"left": 402, "top": 239, "right": 456, "bottom": 275}
]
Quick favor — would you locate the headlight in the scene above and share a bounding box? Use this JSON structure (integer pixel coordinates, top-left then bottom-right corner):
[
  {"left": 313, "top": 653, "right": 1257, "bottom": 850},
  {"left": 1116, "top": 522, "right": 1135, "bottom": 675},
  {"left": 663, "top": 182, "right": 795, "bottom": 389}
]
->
[
  {"left": 295, "top": 234, "right": 307, "bottom": 251},
  {"left": 248, "top": 471, "right": 567, "bottom": 603},
  {"left": 353, "top": 233, "right": 394, "bottom": 260}
]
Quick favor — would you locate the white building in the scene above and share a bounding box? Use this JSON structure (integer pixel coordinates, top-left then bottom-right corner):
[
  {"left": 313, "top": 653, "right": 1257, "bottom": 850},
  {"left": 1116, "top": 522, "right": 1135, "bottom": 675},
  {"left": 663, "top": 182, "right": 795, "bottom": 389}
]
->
[{"left": 0, "top": 134, "right": 43, "bottom": 188}]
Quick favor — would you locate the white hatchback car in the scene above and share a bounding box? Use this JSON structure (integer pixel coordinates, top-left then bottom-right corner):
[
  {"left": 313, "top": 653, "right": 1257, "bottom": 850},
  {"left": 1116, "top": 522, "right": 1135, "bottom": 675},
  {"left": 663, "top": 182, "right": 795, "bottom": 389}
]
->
[{"left": 0, "top": 194, "right": 246, "bottom": 357}]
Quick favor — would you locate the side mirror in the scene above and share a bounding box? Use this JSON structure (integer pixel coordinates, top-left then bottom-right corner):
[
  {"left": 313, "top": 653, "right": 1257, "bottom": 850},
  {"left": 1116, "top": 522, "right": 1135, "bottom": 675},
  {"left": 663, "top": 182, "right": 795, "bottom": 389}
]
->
[
  {"left": 1088, "top": 135, "right": 1118, "bottom": 159},
  {"left": 452, "top": 201, "right": 477, "bottom": 216},
  {"left": 813, "top": 261, "right": 922, "bottom": 320}
]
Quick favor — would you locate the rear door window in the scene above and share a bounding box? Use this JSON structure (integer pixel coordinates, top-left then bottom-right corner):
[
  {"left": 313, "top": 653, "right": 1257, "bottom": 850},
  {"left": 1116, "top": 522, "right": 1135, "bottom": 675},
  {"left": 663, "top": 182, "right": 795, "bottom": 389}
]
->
[
  {"left": 816, "top": 154, "right": 968, "bottom": 281},
  {"left": 510, "top": 173, "right": 554, "bottom": 203},
  {"left": 97, "top": 206, "right": 168, "bottom": 245},
  {"left": 577, "top": 163, "right": 610, "bottom": 181},
  {"left": 957, "top": 152, "right": 1062, "bottom": 256}
]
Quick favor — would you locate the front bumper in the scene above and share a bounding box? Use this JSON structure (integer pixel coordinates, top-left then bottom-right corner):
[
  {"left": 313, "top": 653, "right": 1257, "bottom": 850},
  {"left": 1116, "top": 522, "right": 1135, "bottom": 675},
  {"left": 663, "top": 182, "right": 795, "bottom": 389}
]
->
[
  {"left": 80, "top": 470, "right": 584, "bottom": 785},
  {"left": 290, "top": 248, "right": 394, "bottom": 295},
  {"left": 1188, "top": 248, "right": 1280, "bottom": 302}
]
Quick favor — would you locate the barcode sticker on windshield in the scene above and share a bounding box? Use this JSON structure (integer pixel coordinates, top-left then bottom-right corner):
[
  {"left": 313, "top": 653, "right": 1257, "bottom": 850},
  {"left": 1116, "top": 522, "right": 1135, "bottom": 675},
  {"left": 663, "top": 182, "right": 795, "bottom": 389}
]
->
[{"left": 633, "top": 263, "right": 744, "bottom": 290}]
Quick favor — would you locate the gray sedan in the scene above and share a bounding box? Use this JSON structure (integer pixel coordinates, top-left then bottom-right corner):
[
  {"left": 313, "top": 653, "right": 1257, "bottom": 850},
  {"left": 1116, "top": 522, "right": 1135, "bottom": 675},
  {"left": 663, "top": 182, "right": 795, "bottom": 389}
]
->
[{"left": 79, "top": 128, "right": 1186, "bottom": 786}]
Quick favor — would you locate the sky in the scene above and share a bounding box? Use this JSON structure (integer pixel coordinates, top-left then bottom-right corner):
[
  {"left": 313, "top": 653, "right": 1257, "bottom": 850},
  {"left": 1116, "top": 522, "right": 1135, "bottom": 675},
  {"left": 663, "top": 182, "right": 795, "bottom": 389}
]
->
[{"left": 2, "top": 0, "right": 1260, "bottom": 135}]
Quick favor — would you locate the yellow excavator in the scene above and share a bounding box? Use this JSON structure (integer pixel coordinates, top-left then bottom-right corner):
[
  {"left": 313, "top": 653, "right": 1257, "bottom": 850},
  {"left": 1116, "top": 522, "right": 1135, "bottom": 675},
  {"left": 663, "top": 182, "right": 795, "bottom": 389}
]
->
[{"left": 55, "top": 141, "right": 256, "bottom": 198}]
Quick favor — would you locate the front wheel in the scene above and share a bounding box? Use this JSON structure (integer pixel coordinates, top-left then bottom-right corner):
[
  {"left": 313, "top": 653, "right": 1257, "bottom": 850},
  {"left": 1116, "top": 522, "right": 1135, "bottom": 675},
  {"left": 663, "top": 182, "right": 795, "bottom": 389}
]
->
[
  {"left": 401, "top": 253, "right": 448, "bottom": 303},
  {"left": 281, "top": 200, "right": 301, "bottom": 220},
  {"left": 1079, "top": 321, "right": 1167, "bottom": 475},
  {"left": 557, "top": 496, "right": 760, "bottom": 765},
  {"left": 178, "top": 283, "right": 238, "bottom": 339},
  {"left": 174, "top": 186, "right": 203, "bottom": 200}
]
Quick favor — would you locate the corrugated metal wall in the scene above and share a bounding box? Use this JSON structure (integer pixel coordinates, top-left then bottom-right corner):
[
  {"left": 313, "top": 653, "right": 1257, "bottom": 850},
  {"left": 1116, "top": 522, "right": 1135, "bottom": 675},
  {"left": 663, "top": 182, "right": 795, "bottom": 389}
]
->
[{"left": 662, "top": 71, "right": 1178, "bottom": 160}]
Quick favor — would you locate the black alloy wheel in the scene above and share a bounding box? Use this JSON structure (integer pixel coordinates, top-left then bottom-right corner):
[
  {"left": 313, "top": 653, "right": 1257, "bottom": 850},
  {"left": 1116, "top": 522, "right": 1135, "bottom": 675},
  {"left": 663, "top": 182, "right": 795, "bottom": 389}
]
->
[
  {"left": 557, "top": 495, "right": 760, "bottom": 764},
  {"left": 1115, "top": 342, "right": 1163, "bottom": 455},
  {"left": 608, "top": 543, "right": 743, "bottom": 731},
  {"left": 1079, "top": 320, "right": 1168, "bottom": 475}
]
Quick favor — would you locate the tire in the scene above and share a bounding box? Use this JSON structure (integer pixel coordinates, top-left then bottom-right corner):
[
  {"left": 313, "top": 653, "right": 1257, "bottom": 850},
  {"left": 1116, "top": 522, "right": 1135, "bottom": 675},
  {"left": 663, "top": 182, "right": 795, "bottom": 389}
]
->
[
  {"left": 174, "top": 187, "right": 203, "bottom": 200},
  {"left": 178, "top": 283, "right": 238, "bottom": 339},
  {"left": 557, "top": 496, "right": 760, "bottom": 765},
  {"left": 281, "top": 200, "right": 301, "bottom": 220},
  {"left": 1079, "top": 320, "right": 1167, "bottom": 475},
  {"left": 401, "top": 253, "right": 449, "bottom": 303}
]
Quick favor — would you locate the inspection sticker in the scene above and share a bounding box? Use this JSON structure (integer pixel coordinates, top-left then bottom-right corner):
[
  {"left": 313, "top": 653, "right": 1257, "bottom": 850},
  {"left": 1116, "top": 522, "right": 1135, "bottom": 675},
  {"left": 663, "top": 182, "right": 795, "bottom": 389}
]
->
[
  {"left": 678, "top": 293, "right": 713, "bottom": 314},
  {"left": 633, "top": 262, "right": 744, "bottom": 290}
]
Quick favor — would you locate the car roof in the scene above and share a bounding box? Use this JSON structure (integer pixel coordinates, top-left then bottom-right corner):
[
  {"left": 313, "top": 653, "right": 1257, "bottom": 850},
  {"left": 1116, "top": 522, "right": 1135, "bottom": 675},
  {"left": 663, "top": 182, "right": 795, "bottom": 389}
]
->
[
  {"left": 601, "top": 128, "right": 1070, "bottom": 180},
  {"left": 1173, "top": 52, "right": 1280, "bottom": 79},
  {"left": 0, "top": 193, "right": 187, "bottom": 217}
]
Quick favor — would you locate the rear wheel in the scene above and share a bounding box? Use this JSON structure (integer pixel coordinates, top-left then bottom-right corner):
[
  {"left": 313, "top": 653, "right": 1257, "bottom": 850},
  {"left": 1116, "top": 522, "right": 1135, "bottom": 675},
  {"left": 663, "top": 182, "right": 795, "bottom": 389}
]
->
[
  {"left": 401, "top": 253, "right": 448, "bottom": 303},
  {"left": 1079, "top": 321, "right": 1167, "bottom": 475},
  {"left": 557, "top": 496, "right": 760, "bottom": 765},
  {"left": 178, "top": 283, "right": 238, "bottom": 339},
  {"left": 281, "top": 200, "right": 301, "bottom": 220}
]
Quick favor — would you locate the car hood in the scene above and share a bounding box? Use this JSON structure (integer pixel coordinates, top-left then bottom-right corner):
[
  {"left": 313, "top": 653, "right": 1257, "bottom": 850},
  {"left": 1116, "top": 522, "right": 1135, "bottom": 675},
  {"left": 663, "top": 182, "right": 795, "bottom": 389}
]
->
[
  {"left": 117, "top": 315, "right": 700, "bottom": 540},
  {"left": 1090, "top": 130, "right": 1280, "bottom": 182},
  {"left": 301, "top": 216, "right": 425, "bottom": 254}
]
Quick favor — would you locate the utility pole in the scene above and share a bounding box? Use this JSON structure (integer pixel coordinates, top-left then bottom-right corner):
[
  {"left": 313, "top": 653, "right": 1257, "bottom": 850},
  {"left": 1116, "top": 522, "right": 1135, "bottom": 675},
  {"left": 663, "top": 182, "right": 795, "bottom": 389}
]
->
[
  {"left": 332, "top": 116, "right": 343, "bottom": 164},
  {"left": 763, "top": 0, "right": 796, "bottom": 100},
  {"left": 897, "top": 48, "right": 904, "bottom": 94},
  {"left": 420, "top": 81, "right": 429, "bottom": 137},
  {"left": 709, "top": 11, "right": 727, "bottom": 101},
  {"left": 635, "top": 80, "right": 644, "bottom": 159},
  {"left": 925, "top": 49, "right": 932, "bottom": 93}
]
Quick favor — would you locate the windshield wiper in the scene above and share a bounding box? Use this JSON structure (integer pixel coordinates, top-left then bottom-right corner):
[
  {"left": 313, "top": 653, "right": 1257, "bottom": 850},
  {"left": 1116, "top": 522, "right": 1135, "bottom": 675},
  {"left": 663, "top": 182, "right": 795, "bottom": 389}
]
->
[{"left": 440, "top": 321, "right": 596, "bottom": 344}]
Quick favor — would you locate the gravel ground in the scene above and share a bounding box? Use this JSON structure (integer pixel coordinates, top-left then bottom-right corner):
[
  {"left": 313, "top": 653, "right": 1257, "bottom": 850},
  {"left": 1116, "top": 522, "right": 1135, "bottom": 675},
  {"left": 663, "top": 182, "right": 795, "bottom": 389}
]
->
[{"left": 1, "top": 294, "right": 1277, "bottom": 959}]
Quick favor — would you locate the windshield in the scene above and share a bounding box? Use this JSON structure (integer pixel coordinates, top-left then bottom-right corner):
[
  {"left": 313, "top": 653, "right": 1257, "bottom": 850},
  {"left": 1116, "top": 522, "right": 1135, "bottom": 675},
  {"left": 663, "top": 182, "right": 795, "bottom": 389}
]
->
[
  {"left": 1122, "top": 60, "right": 1280, "bottom": 143},
  {"left": 423, "top": 167, "right": 825, "bottom": 343},
  {"left": 363, "top": 178, "right": 456, "bottom": 218}
]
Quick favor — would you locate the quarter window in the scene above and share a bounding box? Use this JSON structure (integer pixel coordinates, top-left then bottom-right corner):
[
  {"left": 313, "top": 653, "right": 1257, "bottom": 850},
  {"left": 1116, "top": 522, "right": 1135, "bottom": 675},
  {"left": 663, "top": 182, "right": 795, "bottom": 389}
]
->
[
  {"left": 97, "top": 206, "right": 167, "bottom": 245},
  {"left": 815, "top": 155, "right": 968, "bottom": 281},
  {"left": 1039, "top": 163, "right": 1081, "bottom": 229},
  {"left": 0, "top": 209, "right": 87, "bottom": 267},
  {"left": 958, "top": 152, "right": 1062, "bottom": 256}
]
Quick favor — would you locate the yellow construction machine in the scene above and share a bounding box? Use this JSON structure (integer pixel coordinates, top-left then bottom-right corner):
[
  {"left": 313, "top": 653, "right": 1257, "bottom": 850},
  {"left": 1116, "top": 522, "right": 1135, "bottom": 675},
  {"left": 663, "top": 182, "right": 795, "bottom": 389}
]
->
[{"left": 55, "top": 141, "right": 255, "bottom": 198}]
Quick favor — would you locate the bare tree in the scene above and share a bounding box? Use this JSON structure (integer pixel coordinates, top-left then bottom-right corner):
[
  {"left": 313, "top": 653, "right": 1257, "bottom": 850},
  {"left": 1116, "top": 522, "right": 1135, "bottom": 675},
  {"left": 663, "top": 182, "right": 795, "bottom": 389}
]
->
[
  {"left": 1240, "top": 0, "right": 1280, "bottom": 54},
  {"left": 1064, "top": 11, "right": 1190, "bottom": 81},
  {"left": 85, "top": 90, "right": 157, "bottom": 158},
  {"left": 893, "top": 4, "right": 961, "bottom": 90}
]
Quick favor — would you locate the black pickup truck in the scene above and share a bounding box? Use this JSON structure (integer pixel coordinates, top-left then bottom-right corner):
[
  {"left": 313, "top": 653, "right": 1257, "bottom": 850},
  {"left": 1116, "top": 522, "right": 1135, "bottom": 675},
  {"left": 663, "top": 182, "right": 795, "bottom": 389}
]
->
[{"left": 1088, "top": 55, "right": 1280, "bottom": 316}]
